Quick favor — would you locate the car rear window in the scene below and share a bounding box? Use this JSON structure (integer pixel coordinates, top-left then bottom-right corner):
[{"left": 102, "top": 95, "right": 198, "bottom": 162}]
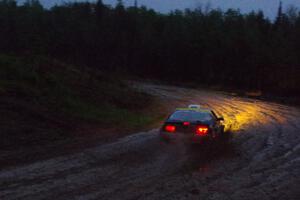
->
[{"left": 169, "top": 111, "right": 213, "bottom": 122}]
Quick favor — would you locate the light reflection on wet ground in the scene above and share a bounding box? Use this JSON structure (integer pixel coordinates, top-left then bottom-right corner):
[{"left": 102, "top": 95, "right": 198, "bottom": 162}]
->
[
  {"left": 193, "top": 94, "right": 288, "bottom": 132},
  {"left": 210, "top": 100, "right": 273, "bottom": 131}
]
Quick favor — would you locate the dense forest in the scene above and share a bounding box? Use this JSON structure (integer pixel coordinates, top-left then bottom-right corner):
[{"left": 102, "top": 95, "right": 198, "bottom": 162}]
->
[{"left": 1, "top": 0, "right": 300, "bottom": 95}]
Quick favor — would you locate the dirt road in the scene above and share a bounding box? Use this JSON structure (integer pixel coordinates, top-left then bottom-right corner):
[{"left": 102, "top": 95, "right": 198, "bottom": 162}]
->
[{"left": 1, "top": 83, "right": 300, "bottom": 200}]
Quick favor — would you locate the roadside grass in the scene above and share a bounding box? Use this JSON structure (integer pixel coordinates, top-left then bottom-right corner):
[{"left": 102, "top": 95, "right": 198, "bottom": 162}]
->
[
  {"left": 62, "top": 96, "right": 158, "bottom": 128},
  {"left": 0, "top": 54, "right": 159, "bottom": 149}
]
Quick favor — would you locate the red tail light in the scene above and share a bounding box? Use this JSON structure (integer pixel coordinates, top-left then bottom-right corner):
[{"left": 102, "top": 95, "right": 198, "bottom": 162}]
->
[
  {"left": 164, "top": 125, "right": 176, "bottom": 133},
  {"left": 196, "top": 125, "right": 209, "bottom": 136}
]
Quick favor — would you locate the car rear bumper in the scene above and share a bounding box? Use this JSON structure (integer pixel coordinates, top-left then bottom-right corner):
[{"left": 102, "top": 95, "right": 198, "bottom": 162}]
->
[{"left": 160, "top": 131, "right": 212, "bottom": 144}]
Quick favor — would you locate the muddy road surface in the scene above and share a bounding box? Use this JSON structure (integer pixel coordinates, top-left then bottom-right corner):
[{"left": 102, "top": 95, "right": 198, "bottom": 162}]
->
[{"left": 1, "top": 83, "right": 300, "bottom": 200}]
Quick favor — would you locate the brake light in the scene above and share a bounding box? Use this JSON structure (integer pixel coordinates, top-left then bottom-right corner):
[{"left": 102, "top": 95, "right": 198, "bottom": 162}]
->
[
  {"left": 164, "top": 125, "right": 176, "bottom": 133},
  {"left": 196, "top": 125, "right": 209, "bottom": 136},
  {"left": 183, "top": 122, "right": 190, "bottom": 126}
]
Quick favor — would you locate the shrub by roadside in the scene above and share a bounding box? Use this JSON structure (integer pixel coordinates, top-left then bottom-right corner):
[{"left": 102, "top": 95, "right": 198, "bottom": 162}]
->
[{"left": 0, "top": 55, "right": 160, "bottom": 150}]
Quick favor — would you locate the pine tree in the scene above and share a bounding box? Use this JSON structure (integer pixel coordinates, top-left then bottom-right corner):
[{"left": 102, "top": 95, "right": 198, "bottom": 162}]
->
[
  {"left": 275, "top": 1, "right": 283, "bottom": 26},
  {"left": 95, "top": 0, "right": 104, "bottom": 21},
  {"left": 116, "top": 0, "right": 124, "bottom": 8},
  {"left": 134, "top": 0, "right": 138, "bottom": 8}
]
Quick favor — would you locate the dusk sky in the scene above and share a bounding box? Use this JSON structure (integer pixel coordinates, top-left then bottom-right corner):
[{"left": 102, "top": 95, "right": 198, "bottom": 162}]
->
[{"left": 18, "top": 0, "right": 300, "bottom": 20}]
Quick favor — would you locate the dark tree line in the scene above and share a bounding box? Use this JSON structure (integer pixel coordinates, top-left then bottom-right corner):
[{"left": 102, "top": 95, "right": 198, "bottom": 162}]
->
[{"left": 1, "top": 0, "right": 300, "bottom": 94}]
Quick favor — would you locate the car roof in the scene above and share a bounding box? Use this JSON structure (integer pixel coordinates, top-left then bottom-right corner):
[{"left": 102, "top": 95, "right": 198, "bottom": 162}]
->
[{"left": 175, "top": 107, "right": 212, "bottom": 113}]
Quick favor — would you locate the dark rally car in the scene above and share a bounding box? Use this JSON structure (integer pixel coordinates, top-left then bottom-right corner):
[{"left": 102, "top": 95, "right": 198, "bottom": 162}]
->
[{"left": 160, "top": 105, "right": 226, "bottom": 144}]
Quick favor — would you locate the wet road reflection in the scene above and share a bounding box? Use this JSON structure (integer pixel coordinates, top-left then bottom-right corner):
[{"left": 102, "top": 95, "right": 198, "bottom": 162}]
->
[{"left": 198, "top": 96, "right": 287, "bottom": 132}]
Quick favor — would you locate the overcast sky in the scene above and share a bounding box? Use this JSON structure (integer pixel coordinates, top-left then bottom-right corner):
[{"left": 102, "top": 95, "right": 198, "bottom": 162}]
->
[{"left": 18, "top": 0, "right": 300, "bottom": 20}]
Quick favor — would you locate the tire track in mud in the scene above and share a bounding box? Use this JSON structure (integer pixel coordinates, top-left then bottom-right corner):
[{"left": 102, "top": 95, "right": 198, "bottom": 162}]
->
[{"left": 1, "top": 83, "right": 299, "bottom": 200}]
